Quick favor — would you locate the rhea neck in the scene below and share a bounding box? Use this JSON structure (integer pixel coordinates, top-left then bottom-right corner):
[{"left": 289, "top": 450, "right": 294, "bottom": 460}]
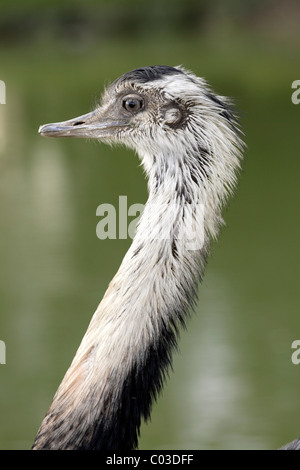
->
[{"left": 32, "top": 145, "right": 211, "bottom": 450}]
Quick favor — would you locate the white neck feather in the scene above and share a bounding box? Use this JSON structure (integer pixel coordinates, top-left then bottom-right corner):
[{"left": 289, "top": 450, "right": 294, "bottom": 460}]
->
[{"left": 32, "top": 80, "right": 243, "bottom": 450}]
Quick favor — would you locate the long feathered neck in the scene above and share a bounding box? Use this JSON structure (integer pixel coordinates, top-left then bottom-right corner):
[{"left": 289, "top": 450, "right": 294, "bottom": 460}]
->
[{"left": 32, "top": 93, "right": 243, "bottom": 450}]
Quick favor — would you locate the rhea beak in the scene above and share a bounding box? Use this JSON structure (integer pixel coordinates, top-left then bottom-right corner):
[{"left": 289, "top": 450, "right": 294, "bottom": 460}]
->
[{"left": 38, "top": 109, "right": 129, "bottom": 139}]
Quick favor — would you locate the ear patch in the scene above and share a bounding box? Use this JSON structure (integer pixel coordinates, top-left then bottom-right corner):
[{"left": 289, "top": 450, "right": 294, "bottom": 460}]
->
[
  {"left": 162, "top": 101, "right": 187, "bottom": 129},
  {"left": 164, "top": 108, "right": 182, "bottom": 125}
]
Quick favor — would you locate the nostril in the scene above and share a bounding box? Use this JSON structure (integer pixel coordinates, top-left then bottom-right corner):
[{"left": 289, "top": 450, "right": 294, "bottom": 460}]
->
[{"left": 73, "top": 121, "right": 85, "bottom": 126}]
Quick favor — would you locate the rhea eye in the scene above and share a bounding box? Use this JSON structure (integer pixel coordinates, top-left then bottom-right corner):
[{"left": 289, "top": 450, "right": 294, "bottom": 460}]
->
[{"left": 123, "top": 97, "right": 144, "bottom": 113}]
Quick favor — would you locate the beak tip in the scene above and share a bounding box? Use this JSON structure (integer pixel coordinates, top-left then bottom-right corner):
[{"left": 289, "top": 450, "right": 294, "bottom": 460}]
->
[
  {"left": 38, "top": 124, "right": 46, "bottom": 136},
  {"left": 38, "top": 124, "right": 58, "bottom": 137}
]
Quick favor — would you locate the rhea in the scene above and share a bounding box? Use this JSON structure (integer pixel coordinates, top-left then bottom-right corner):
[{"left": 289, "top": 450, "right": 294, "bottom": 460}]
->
[{"left": 32, "top": 66, "right": 244, "bottom": 450}]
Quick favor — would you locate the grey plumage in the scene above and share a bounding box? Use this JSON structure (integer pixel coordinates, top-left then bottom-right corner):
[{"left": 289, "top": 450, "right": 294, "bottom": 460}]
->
[
  {"left": 280, "top": 438, "right": 300, "bottom": 450},
  {"left": 33, "top": 66, "right": 244, "bottom": 450}
]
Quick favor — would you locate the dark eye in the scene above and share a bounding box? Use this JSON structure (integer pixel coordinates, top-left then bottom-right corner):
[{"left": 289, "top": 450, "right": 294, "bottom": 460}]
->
[{"left": 123, "top": 97, "right": 144, "bottom": 113}]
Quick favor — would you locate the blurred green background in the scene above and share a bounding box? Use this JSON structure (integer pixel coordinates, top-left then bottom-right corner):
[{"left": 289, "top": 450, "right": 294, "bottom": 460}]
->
[{"left": 0, "top": 0, "right": 299, "bottom": 450}]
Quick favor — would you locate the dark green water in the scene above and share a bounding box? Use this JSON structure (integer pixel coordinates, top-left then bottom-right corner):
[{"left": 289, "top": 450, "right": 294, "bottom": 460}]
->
[{"left": 0, "top": 33, "right": 299, "bottom": 449}]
